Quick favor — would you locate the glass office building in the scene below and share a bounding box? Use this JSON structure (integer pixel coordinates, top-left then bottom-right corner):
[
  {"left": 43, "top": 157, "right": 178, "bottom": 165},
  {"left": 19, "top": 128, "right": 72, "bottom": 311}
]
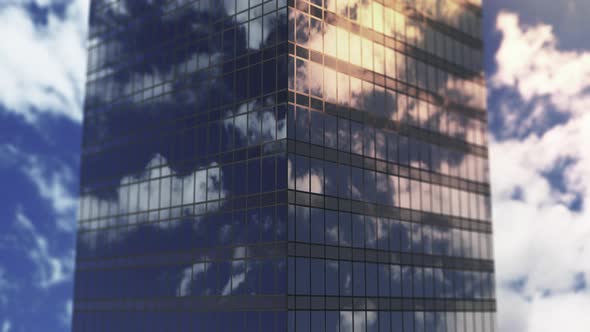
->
[{"left": 73, "top": 0, "right": 495, "bottom": 331}]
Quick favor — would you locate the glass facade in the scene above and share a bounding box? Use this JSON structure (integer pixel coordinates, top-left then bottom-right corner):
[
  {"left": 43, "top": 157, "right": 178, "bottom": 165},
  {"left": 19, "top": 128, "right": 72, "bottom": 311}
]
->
[{"left": 73, "top": 0, "right": 495, "bottom": 331}]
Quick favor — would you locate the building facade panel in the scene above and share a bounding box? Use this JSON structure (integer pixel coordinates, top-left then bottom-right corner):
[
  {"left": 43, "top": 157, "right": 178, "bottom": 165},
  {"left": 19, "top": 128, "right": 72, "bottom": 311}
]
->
[
  {"left": 72, "top": 0, "right": 495, "bottom": 331},
  {"left": 74, "top": 0, "right": 290, "bottom": 330},
  {"left": 286, "top": 0, "right": 495, "bottom": 331}
]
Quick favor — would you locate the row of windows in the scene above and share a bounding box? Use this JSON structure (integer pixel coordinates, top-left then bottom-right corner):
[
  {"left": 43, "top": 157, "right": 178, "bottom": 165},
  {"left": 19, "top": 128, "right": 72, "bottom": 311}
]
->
[
  {"left": 290, "top": 50, "right": 484, "bottom": 127},
  {"left": 291, "top": 4, "right": 482, "bottom": 76},
  {"left": 295, "top": 5, "right": 483, "bottom": 84},
  {"left": 85, "top": 75, "right": 170, "bottom": 112},
  {"left": 87, "top": 38, "right": 285, "bottom": 101},
  {"left": 290, "top": 55, "right": 487, "bottom": 146},
  {"left": 80, "top": 152, "right": 288, "bottom": 221},
  {"left": 86, "top": 3, "right": 484, "bottom": 118},
  {"left": 75, "top": 258, "right": 287, "bottom": 299},
  {"left": 289, "top": 310, "right": 495, "bottom": 332},
  {"left": 80, "top": 147, "right": 490, "bottom": 226},
  {"left": 85, "top": 101, "right": 286, "bottom": 154},
  {"left": 81, "top": 140, "right": 487, "bottom": 213},
  {"left": 77, "top": 200, "right": 492, "bottom": 260},
  {"left": 286, "top": 141, "right": 488, "bottom": 197},
  {"left": 76, "top": 237, "right": 491, "bottom": 273},
  {"left": 88, "top": 0, "right": 288, "bottom": 49},
  {"left": 82, "top": 101, "right": 485, "bottom": 193},
  {"left": 88, "top": 0, "right": 486, "bottom": 120},
  {"left": 287, "top": 206, "right": 493, "bottom": 260},
  {"left": 86, "top": 47, "right": 289, "bottom": 112},
  {"left": 83, "top": 110, "right": 487, "bottom": 192},
  {"left": 81, "top": 104, "right": 287, "bottom": 188},
  {"left": 405, "top": 0, "right": 482, "bottom": 38},
  {"left": 288, "top": 106, "right": 488, "bottom": 179},
  {"left": 88, "top": 6, "right": 289, "bottom": 75},
  {"left": 73, "top": 309, "right": 495, "bottom": 332},
  {"left": 73, "top": 310, "right": 286, "bottom": 332},
  {"left": 289, "top": 155, "right": 491, "bottom": 222},
  {"left": 288, "top": 257, "right": 495, "bottom": 299},
  {"left": 85, "top": 81, "right": 287, "bottom": 145},
  {"left": 304, "top": 0, "right": 481, "bottom": 50},
  {"left": 85, "top": 0, "right": 291, "bottom": 116},
  {"left": 74, "top": 257, "right": 493, "bottom": 301},
  {"left": 76, "top": 205, "right": 288, "bottom": 258},
  {"left": 82, "top": 111, "right": 487, "bottom": 200}
]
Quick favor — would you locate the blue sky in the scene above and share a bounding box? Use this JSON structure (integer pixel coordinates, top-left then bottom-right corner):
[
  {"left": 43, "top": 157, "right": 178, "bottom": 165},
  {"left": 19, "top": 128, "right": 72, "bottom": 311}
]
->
[{"left": 1, "top": 0, "right": 589, "bottom": 331}]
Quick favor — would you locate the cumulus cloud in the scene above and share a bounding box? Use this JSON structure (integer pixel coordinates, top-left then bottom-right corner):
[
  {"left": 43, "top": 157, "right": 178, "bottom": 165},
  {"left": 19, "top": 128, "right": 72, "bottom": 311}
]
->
[
  {"left": 77, "top": 153, "right": 227, "bottom": 253},
  {"left": 491, "top": 11, "right": 590, "bottom": 137},
  {"left": 14, "top": 209, "right": 74, "bottom": 289},
  {"left": 0, "top": 0, "right": 88, "bottom": 124},
  {"left": 490, "top": 11, "right": 590, "bottom": 332},
  {"left": 492, "top": 12, "right": 590, "bottom": 103},
  {"left": 79, "top": 153, "right": 226, "bottom": 222}
]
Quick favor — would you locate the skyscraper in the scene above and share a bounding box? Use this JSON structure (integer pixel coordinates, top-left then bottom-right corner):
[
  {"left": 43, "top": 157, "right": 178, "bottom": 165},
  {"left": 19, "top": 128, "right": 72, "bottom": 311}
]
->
[{"left": 73, "top": 0, "right": 495, "bottom": 331}]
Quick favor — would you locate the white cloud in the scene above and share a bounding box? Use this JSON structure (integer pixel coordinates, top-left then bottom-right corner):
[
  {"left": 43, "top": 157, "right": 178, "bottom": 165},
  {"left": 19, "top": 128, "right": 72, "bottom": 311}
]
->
[
  {"left": 340, "top": 311, "right": 377, "bottom": 332},
  {"left": 492, "top": 12, "right": 590, "bottom": 103},
  {"left": 3, "top": 0, "right": 58, "bottom": 6},
  {"left": 1, "top": 320, "right": 11, "bottom": 332},
  {"left": 0, "top": 267, "right": 17, "bottom": 307},
  {"left": 78, "top": 153, "right": 227, "bottom": 251},
  {"left": 59, "top": 299, "right": 73, "bottom": 326},
  {"left": 0, "top": 0, "right": 88, "bottom": 124},
  {"left": 526, "top": 292, "right": 590, "bottom": 332},
  {"left": 490, "top": 11, "right": 590, "bottom": 332},
  {"left": 221, "top": 271, "right": 245, "bottom": 296},
  {"left": 177, "top": 262, "right": 208, "bottom": 297},
  {"left": 14, "top": 209, "right": 74, "bottom": 289},
  {"left": 491, "top": 11, "right": 590, "bottom": 137},
  {"left": 0, "top": 144, "right": 78, "bottom": 232},
  {"left": 23, "top": 155, "right": 78, "bottom": 231},
  {"left": 498, "top": 286, "right": 590, "bottom": 332},
  {"left": 221, "top": 248, "right": 249, "bottom": 296}
]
